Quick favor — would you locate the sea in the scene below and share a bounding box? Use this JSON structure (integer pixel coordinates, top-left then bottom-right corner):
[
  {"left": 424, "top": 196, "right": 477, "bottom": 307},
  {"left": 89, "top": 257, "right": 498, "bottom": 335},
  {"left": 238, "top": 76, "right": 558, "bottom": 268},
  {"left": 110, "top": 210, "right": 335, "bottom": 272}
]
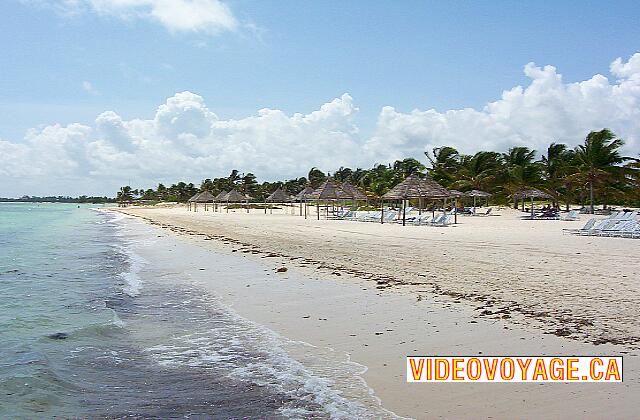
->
[{"left": 0, "top": 203, "right": 397, "bottom": 419}]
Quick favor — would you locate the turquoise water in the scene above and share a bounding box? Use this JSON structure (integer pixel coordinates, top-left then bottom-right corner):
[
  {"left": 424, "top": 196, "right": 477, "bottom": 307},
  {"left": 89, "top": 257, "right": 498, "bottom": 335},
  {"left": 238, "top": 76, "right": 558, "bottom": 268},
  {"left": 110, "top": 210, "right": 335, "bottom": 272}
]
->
[
  {"left": 0, "top": 203, "right": 293, "bottom": 417},
  {"left": 0, "top": 203, "right": 392, "bottom": 418},
  {"left": 0, "top": 203, "right": 123, "bottom": 416}
]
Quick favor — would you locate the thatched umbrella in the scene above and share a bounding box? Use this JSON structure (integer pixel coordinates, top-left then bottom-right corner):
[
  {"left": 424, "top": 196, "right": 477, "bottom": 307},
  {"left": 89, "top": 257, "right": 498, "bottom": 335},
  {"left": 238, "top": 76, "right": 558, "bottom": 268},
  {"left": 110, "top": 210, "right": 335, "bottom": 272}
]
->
[
  {"left": 213, "top": 190, "right": 228, "bottom": 212},
  {"left": 265, "top": 188, "right": 292, "bottom": 214},
  {"left": 447, "top": 190, "right": 464, "bottom": 222},
  {"left": 513, "top": 188, "right": 552, "bottom": 218},
  {"left": 340, "top": 182, "right": 368, "bottom": 201},
  {"left": 465, "top": 189, "right": 492, "bottom": 209},
  {"left": 187, "top": 192, "right": 200, "bottom": 211},
  {"left": 222, "top": 189, "right": 249, "bottom": 213},
  {"left": 308, "top": 178, "right": 353, "bottom": 220},
  {"left": 294, "top": 186, "right": 314, "bottom": 217},
  {"left": 382, "top": 174, "right": 450, "bottom": 225},
  {"left": 194, "top": 190, "right": 215, "bottom": 211}
]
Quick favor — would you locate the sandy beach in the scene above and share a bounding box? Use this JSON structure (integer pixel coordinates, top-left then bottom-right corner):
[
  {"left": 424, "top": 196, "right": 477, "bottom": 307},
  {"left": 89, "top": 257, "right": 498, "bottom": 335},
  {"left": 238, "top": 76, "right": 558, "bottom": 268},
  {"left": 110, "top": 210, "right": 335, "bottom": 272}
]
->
[{"left": 113, "top": 205, "right": 640, "bottom": 418}]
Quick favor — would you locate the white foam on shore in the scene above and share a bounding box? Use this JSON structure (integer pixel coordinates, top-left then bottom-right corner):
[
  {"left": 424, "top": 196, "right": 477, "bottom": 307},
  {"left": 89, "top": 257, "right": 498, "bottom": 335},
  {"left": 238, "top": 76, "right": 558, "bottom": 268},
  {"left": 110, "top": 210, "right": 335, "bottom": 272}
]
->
[
  {"left": 97, "top": 210, "right": 149, "bottom": 297},
  {"left": 114, "top": 214, "right": 406, "bottom": 419}
]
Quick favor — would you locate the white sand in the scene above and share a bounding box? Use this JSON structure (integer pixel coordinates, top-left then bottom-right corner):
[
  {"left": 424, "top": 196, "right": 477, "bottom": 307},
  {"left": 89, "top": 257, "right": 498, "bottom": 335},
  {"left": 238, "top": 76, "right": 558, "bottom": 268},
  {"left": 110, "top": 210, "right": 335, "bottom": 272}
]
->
[{"left": 115, "top": 205, "right": 640, "bottom": 418}]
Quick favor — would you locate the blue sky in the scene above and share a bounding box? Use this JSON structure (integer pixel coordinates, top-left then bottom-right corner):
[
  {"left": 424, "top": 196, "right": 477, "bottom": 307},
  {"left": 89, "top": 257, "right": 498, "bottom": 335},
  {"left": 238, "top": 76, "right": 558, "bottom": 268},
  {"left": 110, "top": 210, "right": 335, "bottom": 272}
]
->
[
  {"left": 1, "top": 1, "right": 639, "bottom": 196},
  {"left": 2, "top": 1, "right": 639, "bottom": 140}
]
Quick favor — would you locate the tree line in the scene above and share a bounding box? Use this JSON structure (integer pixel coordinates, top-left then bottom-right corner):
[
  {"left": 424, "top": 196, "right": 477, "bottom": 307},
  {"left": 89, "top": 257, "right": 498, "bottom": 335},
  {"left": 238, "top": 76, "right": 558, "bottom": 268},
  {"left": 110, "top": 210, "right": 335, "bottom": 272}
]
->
[{"left": 118, "top": 129, "right": 639, "bottom": 212}]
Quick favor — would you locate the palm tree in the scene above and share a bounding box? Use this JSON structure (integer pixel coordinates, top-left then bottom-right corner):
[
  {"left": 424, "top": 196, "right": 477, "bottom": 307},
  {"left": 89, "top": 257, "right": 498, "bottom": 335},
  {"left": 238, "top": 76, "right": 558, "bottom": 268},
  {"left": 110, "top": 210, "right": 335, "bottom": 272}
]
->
[
  {"left": 117, "top": 186, "right": 133, "bottom": 205},
  {"left": 307, "top": 167, "right": 327, "bottom": 188},
  {"left": 539, "top": 143, "right": 575, "bottom": 208},
  {"left": 425, "top": 146, "right": 460, "bottom": 187},
  {"left": 451, "top": 151, "right": 502, "bottom": 192},
  {"left": 570, "top": 129, "right": 628, "bottom": 213},
  {"left": 501, "top": 147, "right": 542, "bottom": 208}
]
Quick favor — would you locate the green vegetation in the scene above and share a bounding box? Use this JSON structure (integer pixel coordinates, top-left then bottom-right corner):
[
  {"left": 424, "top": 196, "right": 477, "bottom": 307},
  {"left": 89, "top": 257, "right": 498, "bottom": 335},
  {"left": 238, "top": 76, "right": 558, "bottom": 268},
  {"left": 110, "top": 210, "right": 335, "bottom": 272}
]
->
[{"left": 117, "top": 129, "right": 639, "bottom": 211}]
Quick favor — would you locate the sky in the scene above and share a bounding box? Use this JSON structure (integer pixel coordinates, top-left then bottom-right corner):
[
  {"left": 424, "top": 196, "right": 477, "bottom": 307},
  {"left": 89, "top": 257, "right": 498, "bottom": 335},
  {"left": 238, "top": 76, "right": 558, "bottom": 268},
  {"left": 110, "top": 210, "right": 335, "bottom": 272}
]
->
[{"left": 1, "top": 0, "right": 639, "bottom": 197}]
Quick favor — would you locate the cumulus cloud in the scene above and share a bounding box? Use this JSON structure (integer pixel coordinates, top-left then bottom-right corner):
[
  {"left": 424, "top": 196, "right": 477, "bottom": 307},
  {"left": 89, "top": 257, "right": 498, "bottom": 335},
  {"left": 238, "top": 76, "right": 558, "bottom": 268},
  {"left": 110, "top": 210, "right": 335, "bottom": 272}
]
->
[
  {"left": 30, "top": 0, "right": 238, "bottom": 34},
  {"left": 0, "top": 92, "right": 362, "bottom": 196},
  {"left": 365, "top": 53, "right": 640, "bottom": 161},
  {"left": 2, "top": 54, "right": 640, "bottom": 197}
]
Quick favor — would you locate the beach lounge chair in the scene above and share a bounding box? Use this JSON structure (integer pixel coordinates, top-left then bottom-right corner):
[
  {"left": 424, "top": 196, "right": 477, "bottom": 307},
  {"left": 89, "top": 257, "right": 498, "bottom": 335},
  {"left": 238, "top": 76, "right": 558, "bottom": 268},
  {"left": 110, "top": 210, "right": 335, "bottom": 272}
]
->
[
  {"left": 358, "top": 211, "right": 380, "bottom": 222},
  {"left": 473, "top": 208, "right": 492, "bottom": 217},
  {"left": 412, "top": 214, "right": 432, "bottom": 225},
  {"left": 431, "top": 214, "right": 452, "bottom": 226},
  {"left": 562, "top": 210, "right": 580, "bottom": 221},
  {"left": 581, "top": 219, "right": 619, "bottom": 236},
  {"left": 563, "top": 218, "right": 597, "bottom": 235},
  {"left": 601, "top": 220, "right": 639, "bottom": 237}
]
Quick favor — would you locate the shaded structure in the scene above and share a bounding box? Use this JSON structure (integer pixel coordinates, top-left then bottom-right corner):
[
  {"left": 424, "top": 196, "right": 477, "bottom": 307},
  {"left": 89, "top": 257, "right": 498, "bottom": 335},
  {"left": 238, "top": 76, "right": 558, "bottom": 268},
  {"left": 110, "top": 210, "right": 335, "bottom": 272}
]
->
[
  {"left": 465, "top": 189, "right": 492, "bottom": 209},
  {"left": 187, "top": 192, "right": 200, "bottom": 211},
  {"left": 193, "top": 190, "right": 215, "bottom": 211},
  {"left": 308, "top": 178, "right": 353, "bottom": 220},
  {"left": 382, "top": 174, "right": 450, "bottom": 225},
  {"left": 265, "top": 188, "right": 292, "bottom": 214},
  {"left": 513, "top": 188, "right": 552, "bottom": 218},
  {"left": 213, "top": 190, "right": 228, "bottom": 212},
  {"left": 295, "top": 186, "right": 314, "bottom": 201},
  {"left": 294, "top": 186, "right": 315, "bottom": 217},
  {"left": 340, "top": 182, "right": 368, "bottom": 201},
  {"left": 222, "top": 189, "right": 251, "bottom": 213}
]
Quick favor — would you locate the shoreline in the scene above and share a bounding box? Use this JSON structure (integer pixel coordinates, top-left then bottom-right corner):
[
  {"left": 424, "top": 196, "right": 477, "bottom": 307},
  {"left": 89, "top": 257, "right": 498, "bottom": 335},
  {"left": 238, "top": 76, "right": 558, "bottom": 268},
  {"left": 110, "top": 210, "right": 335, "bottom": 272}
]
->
[
  {"left": 113, "top": 206, "right": 640, "bottom": 349},
  {"left": 110, "top": 206, "right": 639, "bottom": 418}
]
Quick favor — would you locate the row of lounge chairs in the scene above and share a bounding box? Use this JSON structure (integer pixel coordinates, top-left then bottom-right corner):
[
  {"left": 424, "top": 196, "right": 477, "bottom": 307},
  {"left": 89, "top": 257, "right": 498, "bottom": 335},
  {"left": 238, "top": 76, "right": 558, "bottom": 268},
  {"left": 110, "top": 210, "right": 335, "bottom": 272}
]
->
[
  {"left": 564, "top": 211, "right": 639, "bottom": 238},
  {"left": 332, "top": 209, "right": 454, "bottom": 226}
]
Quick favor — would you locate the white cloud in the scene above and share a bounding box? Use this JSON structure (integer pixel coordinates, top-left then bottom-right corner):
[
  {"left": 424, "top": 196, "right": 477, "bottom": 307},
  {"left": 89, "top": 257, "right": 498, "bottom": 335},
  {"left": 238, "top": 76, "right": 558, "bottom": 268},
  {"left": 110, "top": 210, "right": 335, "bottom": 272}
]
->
[
  {"left": 82, "top": 80, "right": 99, "bottom": 95},
  {"left": 364, "top": 53, "right": 640, "bottom": 161},
  {"left": 2, "top": 54, "right": 640, "bottom": 197},
  {"left": 31, "top": 0, "right": 238, "bottom": 34}
]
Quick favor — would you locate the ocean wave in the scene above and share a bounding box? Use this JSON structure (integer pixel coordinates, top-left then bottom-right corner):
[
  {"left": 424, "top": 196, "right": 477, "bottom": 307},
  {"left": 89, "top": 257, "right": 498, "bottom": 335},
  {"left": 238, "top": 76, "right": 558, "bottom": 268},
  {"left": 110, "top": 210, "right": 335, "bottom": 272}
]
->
[{"left": 141, "top": 291, "right": 403, "bottom": 419}]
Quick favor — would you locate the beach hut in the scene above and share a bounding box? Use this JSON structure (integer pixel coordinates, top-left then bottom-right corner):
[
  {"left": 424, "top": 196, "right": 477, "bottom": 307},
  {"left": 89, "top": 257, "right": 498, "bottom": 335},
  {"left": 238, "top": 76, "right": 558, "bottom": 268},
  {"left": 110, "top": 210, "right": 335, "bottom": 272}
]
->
[
  {"left": 223, "top": 189, "right": 251, "bottom": 213},
  {"left": 465, "top": 189, "right": 492, "bottom": 209},
  {"left": 513, "top": 188, "right": 552, "bottom": 218},
  {"left": 382, "top": 174, "right": 450, "bottom": 225},
  {"left": 340, "top": 182, "right": 368, "bottom": 201},
  {"left": 187, "top": 192, "right": 200, "bottom": 211},
  {"left": 265, "top": 188, "right": 292, "bottom": 214},
  {"left": 294, "top": 186, "right": 315, "bottom": 217},
  {"left": 213, "top": 190, "right": 228, "bottom": 212},
  {"left": 308, "top": 178, "right": 353, "bottom": 220},
  {"left": 447, "top": 190, "right": 464, "bottom": 223},
  {"left": 193, "top": 190, "right": 215, "bottom": 211}
]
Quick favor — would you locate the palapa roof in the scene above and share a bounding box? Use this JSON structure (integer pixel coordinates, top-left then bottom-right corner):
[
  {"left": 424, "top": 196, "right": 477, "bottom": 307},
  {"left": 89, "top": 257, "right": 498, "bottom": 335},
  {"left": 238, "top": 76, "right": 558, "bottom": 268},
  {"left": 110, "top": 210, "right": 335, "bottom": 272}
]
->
[
  {"left": 382, "top": 173, "right": 450, "bottom": 199},
  {"left": 193, "top": 190, "right": 215, "bottom": 202},
  {"left": 448, "top": 189, "right": 464, "bottom": 198},
  {"left": 465, "top": 189, "right": 492, "bottom": 198},
  {"left": 223, "top": 189, "right": 250, "bottom": 202},
  {"left": 308, "top": 178, "right": 353, "bottom": 200},
  {"left": 340, "top": 182, "right": 368, "bottom": 200},
  {"left": 265, "top": 188, "right": 292, "bottom": 202},
  {"left": 214, "top": 190, "right": 228, "bottom": 201},
  {"left": 188, "top": 192, "right": 201, "bottom": 202},
  {"left": 294, "top": 186, "right": 314, "bottom": 201},
  {"left": 513, "top": 188, "right": 551, "bottom": 199}
]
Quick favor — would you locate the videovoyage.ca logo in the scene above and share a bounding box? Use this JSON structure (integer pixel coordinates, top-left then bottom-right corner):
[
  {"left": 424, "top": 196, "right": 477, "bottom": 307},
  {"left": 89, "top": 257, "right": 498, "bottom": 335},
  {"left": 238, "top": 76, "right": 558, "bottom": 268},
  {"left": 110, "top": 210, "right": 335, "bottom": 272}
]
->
[{"left": 407, "top": 356, "right": 623, "bottom": 382}]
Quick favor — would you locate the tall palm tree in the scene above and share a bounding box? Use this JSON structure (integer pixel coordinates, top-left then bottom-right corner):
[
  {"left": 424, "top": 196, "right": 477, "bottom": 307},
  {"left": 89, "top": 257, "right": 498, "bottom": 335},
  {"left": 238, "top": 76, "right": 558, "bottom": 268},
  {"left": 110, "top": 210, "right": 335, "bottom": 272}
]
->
[
  {"left": 451, "top": 151, "right": 502, "bottom": 192},
  {"left": 425, "top": 146, "right": 460, "bottom": 187},
  {"left": 539, "top": 143, "right": 575, "bottom": 208},
  {"left": 501, "top": 147, "right": 542, "bottom": 208},
  {"left": 570, "top": 129, "right": 627, "bottom": 213}
]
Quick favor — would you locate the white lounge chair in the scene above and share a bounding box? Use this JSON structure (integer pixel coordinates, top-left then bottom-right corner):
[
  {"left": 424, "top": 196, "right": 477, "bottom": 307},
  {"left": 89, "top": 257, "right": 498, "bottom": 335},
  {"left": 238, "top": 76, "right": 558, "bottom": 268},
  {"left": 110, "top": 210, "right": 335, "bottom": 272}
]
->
[{"left": 562, "top": 210, "right": 580, "bottom": 221}]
